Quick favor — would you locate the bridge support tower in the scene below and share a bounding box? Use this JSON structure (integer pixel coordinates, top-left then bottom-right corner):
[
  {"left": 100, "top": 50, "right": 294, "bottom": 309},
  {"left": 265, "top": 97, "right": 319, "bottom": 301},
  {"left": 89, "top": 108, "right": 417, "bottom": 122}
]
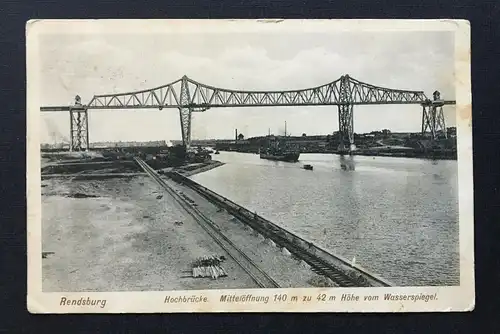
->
[
  {"left": 421, "top": 90, "right": 447, "bottom": 140},
  {"left": 338, "top": 103, "right": 355, "bottom": 154},
  {"left": 179, "top": 75, "right": 193, "bottom": 151},
  {"left": 337, "top": 75, "right": 356, "bottom": 154},
  {"left": 69, "top": 96, "right": 89, "bottom": 151}
]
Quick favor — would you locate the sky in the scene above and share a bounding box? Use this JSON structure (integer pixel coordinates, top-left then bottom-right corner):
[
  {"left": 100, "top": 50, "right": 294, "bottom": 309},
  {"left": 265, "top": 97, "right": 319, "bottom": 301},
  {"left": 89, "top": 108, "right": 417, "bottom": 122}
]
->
[{"left": 38, "top": 29, "right": 455, "bottom": 144}]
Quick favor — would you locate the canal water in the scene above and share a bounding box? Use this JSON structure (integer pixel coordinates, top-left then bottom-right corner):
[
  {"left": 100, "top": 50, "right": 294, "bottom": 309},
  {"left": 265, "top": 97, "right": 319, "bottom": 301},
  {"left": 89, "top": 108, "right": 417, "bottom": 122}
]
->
[{"left": 190, "top": 151, "right": 459, "bottom": 286}]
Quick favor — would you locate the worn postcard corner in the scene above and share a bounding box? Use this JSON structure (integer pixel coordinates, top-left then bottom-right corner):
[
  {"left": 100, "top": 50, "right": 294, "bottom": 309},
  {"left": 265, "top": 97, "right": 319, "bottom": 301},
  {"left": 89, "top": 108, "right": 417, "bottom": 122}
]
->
[{"left": 26, "top": 19, "right": 473, "bottom": 314}]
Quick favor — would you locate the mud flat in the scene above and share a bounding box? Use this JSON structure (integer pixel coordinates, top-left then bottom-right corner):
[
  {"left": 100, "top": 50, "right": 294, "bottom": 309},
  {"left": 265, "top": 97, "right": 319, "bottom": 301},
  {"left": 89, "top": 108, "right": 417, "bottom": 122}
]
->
[{"left": 41, "top": 175, "right": 258, "bottom": 292}]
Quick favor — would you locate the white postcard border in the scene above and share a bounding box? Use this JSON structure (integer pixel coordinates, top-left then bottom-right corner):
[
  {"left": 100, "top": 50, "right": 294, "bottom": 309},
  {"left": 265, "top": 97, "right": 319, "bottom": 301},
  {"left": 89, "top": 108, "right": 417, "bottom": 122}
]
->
[{"left": 26, "top": 19, "right": 474, "bottom": 313}]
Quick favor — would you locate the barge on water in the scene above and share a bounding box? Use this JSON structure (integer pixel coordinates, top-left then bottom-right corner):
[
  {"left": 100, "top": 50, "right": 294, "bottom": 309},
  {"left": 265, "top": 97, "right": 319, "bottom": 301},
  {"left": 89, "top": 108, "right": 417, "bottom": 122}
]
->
[{"left": 259, "top": 121, "right": 301, "bottom": 163}]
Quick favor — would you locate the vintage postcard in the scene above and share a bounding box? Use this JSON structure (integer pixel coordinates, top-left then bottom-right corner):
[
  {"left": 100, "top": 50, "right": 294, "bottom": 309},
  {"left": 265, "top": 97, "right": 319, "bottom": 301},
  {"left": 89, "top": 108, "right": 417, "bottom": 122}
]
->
[{"left": 27, "top": 19, "right": 473, "bottom": 313}]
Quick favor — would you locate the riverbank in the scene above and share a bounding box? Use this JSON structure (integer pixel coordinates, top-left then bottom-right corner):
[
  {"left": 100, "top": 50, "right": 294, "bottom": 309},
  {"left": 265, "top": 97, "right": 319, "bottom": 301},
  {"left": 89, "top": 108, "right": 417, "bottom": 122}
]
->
[
  {"left": 41, "top": 155, "right": 326, "bottom": 291},
  {"left": 351, "top": 149, "right": 457, "bottom": 160},
  {"left": 41, "top": 151, "right": 226, "bottom": 179},
  {"left": 216, "top": 148, "right": 457, "bottom": 160},
  {"left": 171, "top": 160, "right": 225, "bottom": 177}
]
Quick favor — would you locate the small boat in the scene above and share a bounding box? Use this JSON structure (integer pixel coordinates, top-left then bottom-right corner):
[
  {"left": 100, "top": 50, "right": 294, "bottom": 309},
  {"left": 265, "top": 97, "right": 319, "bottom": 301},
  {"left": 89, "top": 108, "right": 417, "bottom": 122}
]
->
[
  {"left": 303, "top": 164, "right": 313, "bottom": 170},
  {"left": 214, "top": 150, "right": 220, "bottom": 155}
]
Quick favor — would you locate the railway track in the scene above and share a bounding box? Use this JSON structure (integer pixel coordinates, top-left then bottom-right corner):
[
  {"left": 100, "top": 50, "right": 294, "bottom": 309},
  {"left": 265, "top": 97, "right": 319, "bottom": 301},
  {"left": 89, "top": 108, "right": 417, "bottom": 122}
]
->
[
  {"left": 134, "top": 158, "right": 281, "bottom": 289},
  {"left": 172, "top": 174, "right": 375, "bottom": 287},
  {"left": 231, "top": 210, "right": 360, "bottom": 287},
  {"left": 237, "top": 219, "right": 361, "bottom": 287}
]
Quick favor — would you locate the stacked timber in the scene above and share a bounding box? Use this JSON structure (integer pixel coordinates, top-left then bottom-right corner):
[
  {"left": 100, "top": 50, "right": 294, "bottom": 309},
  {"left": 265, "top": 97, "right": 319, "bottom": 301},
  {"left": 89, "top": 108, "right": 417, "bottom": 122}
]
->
[{"left": 192, "top": 255, "right": 228, "bottom": 280}]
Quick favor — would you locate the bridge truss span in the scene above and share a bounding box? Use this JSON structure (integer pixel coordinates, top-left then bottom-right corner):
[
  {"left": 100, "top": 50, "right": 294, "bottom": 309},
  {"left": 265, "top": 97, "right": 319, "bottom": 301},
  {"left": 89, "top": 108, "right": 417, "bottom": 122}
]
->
[
  {"left": 87, "top": 74, "right": 429, "bottom": 109},
  {"left": 41, "top": 74, "right": 455, "bottom": 151}
]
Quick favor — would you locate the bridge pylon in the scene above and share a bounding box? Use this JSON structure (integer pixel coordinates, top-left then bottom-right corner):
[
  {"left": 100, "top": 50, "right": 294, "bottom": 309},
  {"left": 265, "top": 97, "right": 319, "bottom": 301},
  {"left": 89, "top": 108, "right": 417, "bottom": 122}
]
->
[
  {"left": 338, "top": 75, "right": 355, "bottom": 154},
  {"left": 421, "top": 90, "right": 447, "bottom": 141},
  {"left": 179, "top": 76, "right": 193, "bottom": 151},
  {"left": 69, "top": 95, "right": 89, "bottom": 151}
]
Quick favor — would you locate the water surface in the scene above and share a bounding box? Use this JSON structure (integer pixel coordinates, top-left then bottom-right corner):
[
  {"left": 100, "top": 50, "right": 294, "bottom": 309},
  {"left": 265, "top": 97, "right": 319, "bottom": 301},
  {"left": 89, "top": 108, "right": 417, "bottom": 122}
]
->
[{"left": 191, "top": 152, "right": 459, "bottom": 286}]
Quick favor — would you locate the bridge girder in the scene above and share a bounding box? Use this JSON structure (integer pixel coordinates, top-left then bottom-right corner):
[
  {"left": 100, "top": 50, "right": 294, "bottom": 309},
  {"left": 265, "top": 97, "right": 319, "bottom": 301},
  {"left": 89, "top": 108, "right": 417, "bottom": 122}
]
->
[{"left": 40, "top": 74, "right": 456, "bottom": 150}]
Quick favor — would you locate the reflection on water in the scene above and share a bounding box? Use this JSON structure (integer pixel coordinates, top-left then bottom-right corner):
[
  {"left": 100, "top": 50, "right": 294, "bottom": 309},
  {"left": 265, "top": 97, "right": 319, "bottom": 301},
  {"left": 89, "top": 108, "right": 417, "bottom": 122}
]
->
[
  {"left": 191, "top": 152, "right": 459, "bottom": 286},
  {"left": 339, "top": 155, "right": 356, "bottom": 171}
]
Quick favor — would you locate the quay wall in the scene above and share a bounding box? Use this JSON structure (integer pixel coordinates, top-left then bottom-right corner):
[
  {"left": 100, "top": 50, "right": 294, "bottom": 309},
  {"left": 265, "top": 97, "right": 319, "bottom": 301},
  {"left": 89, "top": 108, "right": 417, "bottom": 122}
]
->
[
  {"left": 167, "top": 171, "right": 393, "bottom": 288},
  {"left": 178, "top": 161, "right": 225, "bottom": 177}
]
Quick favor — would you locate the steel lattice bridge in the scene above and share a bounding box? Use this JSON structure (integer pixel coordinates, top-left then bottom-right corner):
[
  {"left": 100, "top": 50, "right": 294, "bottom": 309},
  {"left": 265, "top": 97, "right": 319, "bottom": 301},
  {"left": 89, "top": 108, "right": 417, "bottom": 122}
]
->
[{"left": 40, "top": 74, "right": 455, "bottom": 152}]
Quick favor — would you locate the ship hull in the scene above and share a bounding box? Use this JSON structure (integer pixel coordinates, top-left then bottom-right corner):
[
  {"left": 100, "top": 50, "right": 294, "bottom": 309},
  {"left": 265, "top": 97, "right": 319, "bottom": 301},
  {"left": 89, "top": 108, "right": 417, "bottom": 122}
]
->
[{"left": 260, "top": 152, "right": 300, "bottom": 162}]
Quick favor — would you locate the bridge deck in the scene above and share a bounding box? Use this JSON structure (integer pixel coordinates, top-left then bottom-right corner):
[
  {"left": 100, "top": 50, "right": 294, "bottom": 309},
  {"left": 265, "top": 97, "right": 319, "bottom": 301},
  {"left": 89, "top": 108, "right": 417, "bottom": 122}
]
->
[{"left": 40, "top": 99, "right": 456, "bottom": 112}]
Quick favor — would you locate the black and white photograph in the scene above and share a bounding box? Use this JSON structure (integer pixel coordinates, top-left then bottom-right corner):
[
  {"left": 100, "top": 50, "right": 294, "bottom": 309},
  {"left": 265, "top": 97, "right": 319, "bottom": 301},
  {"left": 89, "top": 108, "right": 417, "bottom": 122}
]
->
[{"left": 27, "top": 19, "right": 474, "bottom": 313}]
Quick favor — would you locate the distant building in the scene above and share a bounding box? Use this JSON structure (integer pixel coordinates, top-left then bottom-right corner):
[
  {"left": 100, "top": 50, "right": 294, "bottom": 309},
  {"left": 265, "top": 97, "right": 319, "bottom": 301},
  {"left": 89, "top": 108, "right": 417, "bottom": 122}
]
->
[{"left": 40, "top": 142, "right": 70, "bottom": 150}]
